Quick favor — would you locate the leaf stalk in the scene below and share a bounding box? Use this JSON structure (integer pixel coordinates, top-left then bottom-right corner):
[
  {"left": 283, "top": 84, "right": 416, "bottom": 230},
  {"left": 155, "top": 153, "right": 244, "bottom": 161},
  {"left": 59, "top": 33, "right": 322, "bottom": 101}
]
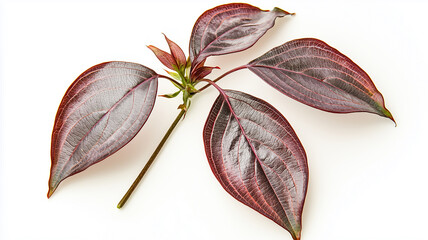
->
[
  {"left": 159, "top": 74, "right": 184, "bottom": 89},
  {"left": 197, "top": 65, "right": 248, "bottom": 92}
]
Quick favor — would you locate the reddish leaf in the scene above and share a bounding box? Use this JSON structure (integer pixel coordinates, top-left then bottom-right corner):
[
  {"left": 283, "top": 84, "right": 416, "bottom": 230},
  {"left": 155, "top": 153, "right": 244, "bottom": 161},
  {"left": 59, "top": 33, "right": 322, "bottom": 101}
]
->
[
  {"left": 147, "top": 45, "right": 176, "bottom": 70},
  {"left": 203, "top": 89, "right": 308, "bottom": 240},
  {"left": 48, "top": 61, "right": 158, "bottom": 197},
  {"left": 247, "top": 38, "right": 394, "bottom": 121},
  {"left": 189, "top": 3, "right": 292, "bottom": 69},
  {"left": 163, "top": 34, "right": 187, "bottom": 68},
  {"left": 190, "top": 65, "right": 219, "bottom": 82}
]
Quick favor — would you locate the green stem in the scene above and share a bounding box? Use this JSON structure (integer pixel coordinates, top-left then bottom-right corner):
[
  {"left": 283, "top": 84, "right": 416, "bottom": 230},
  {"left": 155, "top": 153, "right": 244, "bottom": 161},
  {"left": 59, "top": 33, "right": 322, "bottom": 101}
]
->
[{"left": 117, "top": 109, "right": 186, "bottom": 209}]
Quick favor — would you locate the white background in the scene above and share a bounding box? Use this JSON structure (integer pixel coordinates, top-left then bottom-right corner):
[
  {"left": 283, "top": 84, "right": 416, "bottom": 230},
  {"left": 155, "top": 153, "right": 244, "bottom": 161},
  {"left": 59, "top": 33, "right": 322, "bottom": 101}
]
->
[{"left": 1, "top": 0, "right": 427, "bottom": 239}]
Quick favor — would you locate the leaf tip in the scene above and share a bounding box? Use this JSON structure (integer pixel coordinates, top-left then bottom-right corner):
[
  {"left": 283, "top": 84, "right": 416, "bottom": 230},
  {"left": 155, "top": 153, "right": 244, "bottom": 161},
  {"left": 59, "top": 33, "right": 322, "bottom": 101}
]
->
[
  {"left": 47, "top": 175, "right": 58, "bottom": 199},
  {"left": 162, "top": 33, "right": 171, "bottom": 43},
  {"left": 272, "top": 7, "right": 295, "bottom": 16},
  {"left": 47, "top": 187, "right": 55, "bottom": 199},
  {"left": 382, "top": 107, "right": 396, "bottom": 126},
  {"left": 291, "top": 229, "right": 302, "bottom": 240}
]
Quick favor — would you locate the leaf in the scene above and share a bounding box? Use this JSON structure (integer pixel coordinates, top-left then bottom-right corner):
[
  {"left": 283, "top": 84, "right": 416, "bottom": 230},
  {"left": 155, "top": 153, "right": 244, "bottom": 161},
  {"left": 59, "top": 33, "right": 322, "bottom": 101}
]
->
[
  {"left": 247, "top": 38, "right": 394, "bottom": 121},
  {"left": 203, "top": 89, "right": 308, "bottom": 240},
  {"left": 189, "top": 3, "right": 292, "bottom": 69},
  {"left": 163, "top": 34, "right": 187, "bottom": 68},
  {"left": 48, "top": 61, "right": 158, "bottom": 197},
  {"left": 147, "top": 45, "right": 176, "bottom": 70},
  {"left": 190, "top": 65, "right": 219, "bottom": 82},
  {"left": 159, "top": 90, "right": 181, "bottom": 99}
]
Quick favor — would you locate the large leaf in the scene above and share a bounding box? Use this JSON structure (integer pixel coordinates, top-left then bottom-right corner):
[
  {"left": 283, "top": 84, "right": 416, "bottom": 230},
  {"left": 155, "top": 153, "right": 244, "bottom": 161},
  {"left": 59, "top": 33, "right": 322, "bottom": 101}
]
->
[
  {"left": 203, "top": 89, "right": 308, "bottom": 240},
  {"left": 247, "top": 38, "right": 394, "bottom": 121},
  {"left": 189, "top": 3, "right": 292, "bottom": 69},
  {"left": 48, "top": 61, "right": 158, "bottom": 197}
]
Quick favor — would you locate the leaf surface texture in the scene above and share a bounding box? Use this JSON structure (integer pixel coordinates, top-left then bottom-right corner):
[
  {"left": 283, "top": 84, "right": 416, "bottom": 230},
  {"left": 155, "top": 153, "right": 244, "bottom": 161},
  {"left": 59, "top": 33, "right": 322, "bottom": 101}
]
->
[
  {"left": 248, "top": 38, "right": 393, "bottom": 120},
  {"left": 189, "top": 3, "right": 290, "bottom": 68},
  {"left": 49, "top": 61, "right": 158, "bottom": 196},
  {"left": 203, "top": 90, "right": 308, "bottom": 240}
]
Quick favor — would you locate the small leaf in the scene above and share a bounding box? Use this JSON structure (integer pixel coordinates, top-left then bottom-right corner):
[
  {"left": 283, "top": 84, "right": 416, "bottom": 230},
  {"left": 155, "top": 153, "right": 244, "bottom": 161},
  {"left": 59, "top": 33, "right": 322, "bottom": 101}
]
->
[
  {"left": 247, "top": 38, "right": 394, "bottom": 121},
  {"left": 189, "top": 3, "right": 292, "bottom": 69},
  {"left": 48, "top": 61, "right": 158, "bottom": 197},
  {"left": 203, "top": 89, "right": 308, "bottom": 240},
  {"left": 165, "top": 69, "right": 181, "bottom": 80},
  {"left": 147, "top": 45, "right": 176, "bottom": 70},
  {"left": 163, "top": 34, "right": 187, "bottom": 68},
  {"left": 159, "top": 90, "right": 181, "bottom": 98},
  {"left": 190, "top": 65, "right": 219, "bottom": 82}
]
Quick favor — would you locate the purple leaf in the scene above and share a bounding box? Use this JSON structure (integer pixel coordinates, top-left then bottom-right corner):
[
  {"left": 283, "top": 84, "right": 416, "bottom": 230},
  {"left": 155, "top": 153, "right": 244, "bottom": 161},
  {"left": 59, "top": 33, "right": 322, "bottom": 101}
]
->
[
  {"left": 203, "top": 89, "right": 308, "bottom": 240},
  {"left": 190, "top": 65, "right": 219, "bottom": 82},
  {"left": 189, "top": 3, "right": 292, "bottom": 69},
  {"left": 48, "top": 61, "right": 158, "bottom": 197},
  {"left": 247, "top": 38, "right": 394, "bottom": 121}
]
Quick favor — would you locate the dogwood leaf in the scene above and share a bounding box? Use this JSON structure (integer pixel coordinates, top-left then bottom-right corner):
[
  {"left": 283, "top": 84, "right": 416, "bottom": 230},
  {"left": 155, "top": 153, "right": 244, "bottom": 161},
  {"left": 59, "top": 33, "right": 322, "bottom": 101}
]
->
[
  {"left": 48, "top": 61, "right": 158, "bottom": 197},
  {"left": 203, "top": 89, "right": 308, "bottom": 240},
  {"left": 248, "top": 38, "right": 394, "bottom": 121},
  {"left": 189, "top": 3, "right": 292, "bottom": 69}
]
